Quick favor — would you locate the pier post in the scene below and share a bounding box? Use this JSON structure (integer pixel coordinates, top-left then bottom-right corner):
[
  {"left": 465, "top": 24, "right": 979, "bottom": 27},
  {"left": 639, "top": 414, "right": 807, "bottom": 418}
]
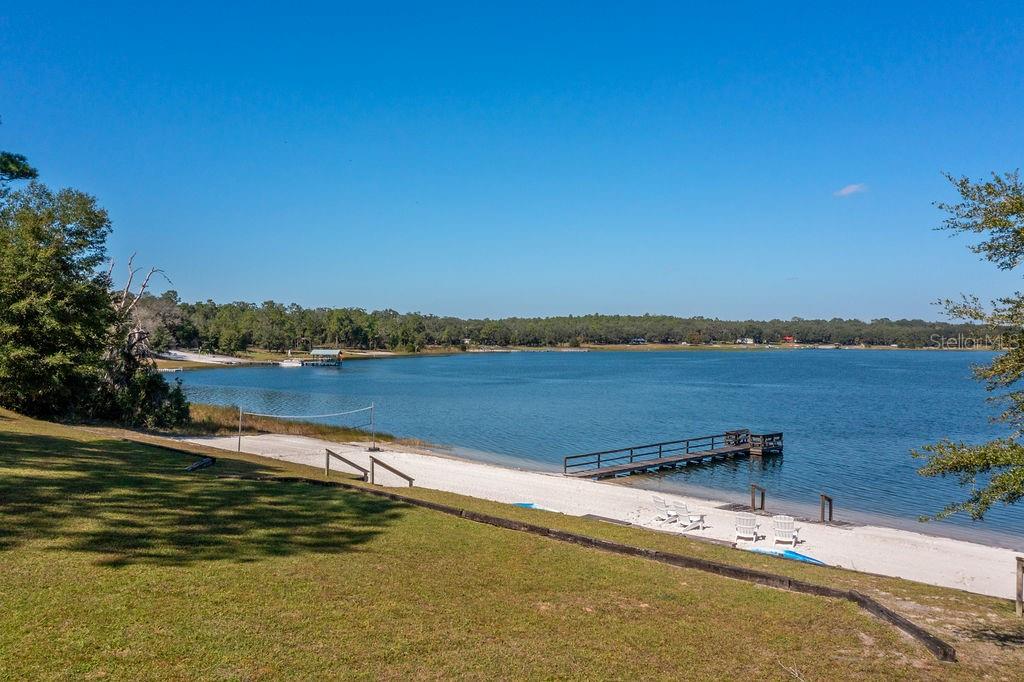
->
[
  {"left": 750, "top": 484, "right": 766, "bottom": 511},
  {"left": 820, "top": 493, "right": 834, "bottom": 523},
  {"left": 237, "top": 407, "right": 242, "bottom": 452}
]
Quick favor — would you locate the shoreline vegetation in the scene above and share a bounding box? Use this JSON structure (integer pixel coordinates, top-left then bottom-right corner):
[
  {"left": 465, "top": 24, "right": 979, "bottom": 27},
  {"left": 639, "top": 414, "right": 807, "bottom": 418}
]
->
[
  {"left": 153, "top": 341, "right": 999, "bottom": 371},
  {"left": 136, "top": 292, "right": 1003, "bottom": 357},
  {"left": 4, "top": 409, "right": 1020, "bottom": 676}
]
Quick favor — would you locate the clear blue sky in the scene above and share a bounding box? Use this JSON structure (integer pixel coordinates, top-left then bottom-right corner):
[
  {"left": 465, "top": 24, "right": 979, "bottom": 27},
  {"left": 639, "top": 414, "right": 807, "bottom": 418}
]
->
[{"left": 3, "top": 2, "right": 1023, "bottom": 320}]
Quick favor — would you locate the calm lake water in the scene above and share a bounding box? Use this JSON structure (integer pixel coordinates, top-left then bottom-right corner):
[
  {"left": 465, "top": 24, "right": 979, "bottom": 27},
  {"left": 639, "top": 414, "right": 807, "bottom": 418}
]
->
[{"left": 180, "top": 350, "right": 1024, "bottom": 548}]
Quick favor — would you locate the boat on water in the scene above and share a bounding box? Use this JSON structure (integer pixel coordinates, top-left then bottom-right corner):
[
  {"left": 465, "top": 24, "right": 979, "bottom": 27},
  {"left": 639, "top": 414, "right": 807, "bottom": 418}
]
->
[{"left": 279, "top": 359, "right": 302, "bottom": 368}]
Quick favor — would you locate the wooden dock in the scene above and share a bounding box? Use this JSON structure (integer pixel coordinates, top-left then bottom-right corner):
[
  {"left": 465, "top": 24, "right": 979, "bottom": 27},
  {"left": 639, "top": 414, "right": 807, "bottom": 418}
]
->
[{"left": 563, "top": 429, "right": 782, "bottom": 479}]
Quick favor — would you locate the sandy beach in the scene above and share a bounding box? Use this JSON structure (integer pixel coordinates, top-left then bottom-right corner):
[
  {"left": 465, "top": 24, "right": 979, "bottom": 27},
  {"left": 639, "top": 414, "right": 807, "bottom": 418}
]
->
[
  {"left": 159, "top": 349, "right": 249, "bottom": 365},
  {"left": 186, "top": 433, "right": 1021, "bottom": 601}
]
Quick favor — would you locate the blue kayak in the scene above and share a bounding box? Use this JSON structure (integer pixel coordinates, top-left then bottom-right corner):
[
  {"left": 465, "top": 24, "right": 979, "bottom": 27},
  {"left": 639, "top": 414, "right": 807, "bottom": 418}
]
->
[{"left": 747, "top": 547, "right": 827, "bottom": 566}]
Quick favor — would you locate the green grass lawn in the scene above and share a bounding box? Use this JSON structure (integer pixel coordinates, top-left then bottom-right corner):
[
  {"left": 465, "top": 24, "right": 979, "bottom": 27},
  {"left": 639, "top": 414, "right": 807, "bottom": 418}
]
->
[{"left": 1, "top": 411, "right": 1020, "bottom": 679}]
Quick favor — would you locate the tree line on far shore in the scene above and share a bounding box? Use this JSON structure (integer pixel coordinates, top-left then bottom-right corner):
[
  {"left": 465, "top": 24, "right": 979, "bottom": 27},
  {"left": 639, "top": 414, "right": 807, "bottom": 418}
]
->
[{"left": 136, "top": 293, "right": 993, "bottom": 354}]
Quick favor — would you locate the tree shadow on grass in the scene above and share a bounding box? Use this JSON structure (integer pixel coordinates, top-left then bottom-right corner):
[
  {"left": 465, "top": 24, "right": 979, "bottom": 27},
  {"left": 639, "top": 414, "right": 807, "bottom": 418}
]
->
[{"left": 0, "top": 431, "right": 406, "bottom": 567}]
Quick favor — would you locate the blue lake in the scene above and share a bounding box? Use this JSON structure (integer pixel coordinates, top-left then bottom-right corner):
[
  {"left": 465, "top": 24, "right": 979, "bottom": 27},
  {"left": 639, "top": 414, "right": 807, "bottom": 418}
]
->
[{"left": 180, "top": 350, "right": 1024, "bottom": 548}]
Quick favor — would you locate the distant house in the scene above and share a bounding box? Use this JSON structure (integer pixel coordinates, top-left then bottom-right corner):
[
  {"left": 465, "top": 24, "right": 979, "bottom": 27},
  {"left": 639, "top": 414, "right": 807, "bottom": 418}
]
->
[
  {"left": 782, "top": 335, "right": 796, "bottom": 344},
  {"left": 735, "top": 337, "right": 755, "bottom": 345},
  {"left": 629, "top": 337, "right": 647, "bottom": 345}
]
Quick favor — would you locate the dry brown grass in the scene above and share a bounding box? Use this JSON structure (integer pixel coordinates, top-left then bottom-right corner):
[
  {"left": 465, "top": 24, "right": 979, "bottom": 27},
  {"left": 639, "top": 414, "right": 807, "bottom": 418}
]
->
[{"left": 180, "top": 402, "right": 407, "bottom": 444}]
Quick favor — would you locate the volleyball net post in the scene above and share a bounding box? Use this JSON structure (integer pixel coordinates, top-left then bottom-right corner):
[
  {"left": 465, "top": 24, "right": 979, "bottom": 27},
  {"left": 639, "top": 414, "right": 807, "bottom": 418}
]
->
[{"left": 368, "top": 402, "right": 380, "bottom": 452}]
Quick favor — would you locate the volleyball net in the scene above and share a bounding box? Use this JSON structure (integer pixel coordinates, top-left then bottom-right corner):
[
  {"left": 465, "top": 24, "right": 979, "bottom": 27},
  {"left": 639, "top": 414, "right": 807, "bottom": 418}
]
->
[{"left": 235, "top": 403, "right": 380, "bottom": 452}]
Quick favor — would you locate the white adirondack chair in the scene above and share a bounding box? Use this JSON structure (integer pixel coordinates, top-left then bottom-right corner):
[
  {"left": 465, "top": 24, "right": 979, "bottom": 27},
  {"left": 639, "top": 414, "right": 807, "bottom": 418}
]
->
[
  {"left": 773, "top": 515, "right": 800, "bottom": 546},
  {"left": 735, "top": 512, "right": 759, "bottom": 542},
  {"left": 671, "top": 500, "right": 706, "bottom": 531},
  {"left": 652, "top": 495, "right": 678, "bottom": 524}
]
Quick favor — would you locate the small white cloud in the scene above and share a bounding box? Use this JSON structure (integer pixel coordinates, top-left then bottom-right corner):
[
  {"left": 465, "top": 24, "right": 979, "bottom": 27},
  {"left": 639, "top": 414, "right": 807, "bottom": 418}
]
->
[{"left": 833, "top": 183, "right": 868, "bottom": 197}]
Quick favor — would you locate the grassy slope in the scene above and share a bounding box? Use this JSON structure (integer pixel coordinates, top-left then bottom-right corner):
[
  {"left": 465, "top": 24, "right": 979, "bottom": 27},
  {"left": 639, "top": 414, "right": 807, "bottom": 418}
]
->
[{"left": 2, "top": 412, "right": 1020, "bottom": 679}]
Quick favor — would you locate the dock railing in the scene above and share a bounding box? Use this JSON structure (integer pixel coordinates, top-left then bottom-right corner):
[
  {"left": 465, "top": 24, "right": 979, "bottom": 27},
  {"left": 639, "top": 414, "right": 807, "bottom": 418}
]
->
[
  {"left": 750, "top": 432, "right": 783, "bottom": 454},
  {"left": 563, "top": 430, "right": 750, "bottom": 475}
]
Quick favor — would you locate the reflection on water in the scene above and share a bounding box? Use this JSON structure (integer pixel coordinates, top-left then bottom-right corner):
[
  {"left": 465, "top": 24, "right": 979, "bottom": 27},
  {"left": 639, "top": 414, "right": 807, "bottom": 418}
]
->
[{"left": 181, "top": 350, "right": 1024, "bottom": 548}]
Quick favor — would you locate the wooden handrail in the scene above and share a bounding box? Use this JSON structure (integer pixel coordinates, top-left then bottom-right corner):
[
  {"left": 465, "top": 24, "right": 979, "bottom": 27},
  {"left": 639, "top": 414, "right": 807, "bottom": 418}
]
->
[
  {"left": 748, "top": 432, "right": 784, "bottom": 457},
  {"left": 325, "top": 448, "right": 369, "bottom": 482},
  {"left": 369, "top": 455, "right": 414, "bottom": 487},
  {"left": 563, "top": 429, "right": 757, "bottom": 473},
  {"left": 565, "top": 434, "right": 723, "bottom": 461}
]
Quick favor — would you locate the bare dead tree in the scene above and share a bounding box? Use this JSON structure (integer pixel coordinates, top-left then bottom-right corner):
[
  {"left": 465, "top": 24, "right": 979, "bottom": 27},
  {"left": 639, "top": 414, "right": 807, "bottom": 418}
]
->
[
  {"left": 95, "top": 255, "right": 190, "bottom": 427},
  {"left": 109, "top": 253, "right": 171, "bottom": 362}
]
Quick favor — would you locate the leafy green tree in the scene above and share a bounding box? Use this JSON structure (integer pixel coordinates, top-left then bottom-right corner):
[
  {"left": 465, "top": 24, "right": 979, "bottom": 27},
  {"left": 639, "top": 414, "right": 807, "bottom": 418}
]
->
[
  {"left": 0, "top": 181, "right": 189, "bottom": 426},
  {"left": 133, "top": 290, "right": 186, "bottom": 351},
  {"left": 914, "top": 171, "right": 1024, "bottom": 519},
  {"left": 0, "top": 116, "right": 38, "bottom": 190},
  {"left": 0, "top": 151, "right": 37, "bottom": 184},
  {"left": 0, "top": 182, "right": 115, "bottom": 418}
]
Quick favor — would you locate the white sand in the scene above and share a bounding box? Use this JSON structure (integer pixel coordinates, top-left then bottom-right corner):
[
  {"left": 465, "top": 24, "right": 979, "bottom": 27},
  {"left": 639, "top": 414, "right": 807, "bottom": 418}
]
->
[
  {"left": 158, "top": 350, "right": 248, "bottom": 364},
  {"left": 185, "top": 433, "right": 1022, "bottom": 600}
]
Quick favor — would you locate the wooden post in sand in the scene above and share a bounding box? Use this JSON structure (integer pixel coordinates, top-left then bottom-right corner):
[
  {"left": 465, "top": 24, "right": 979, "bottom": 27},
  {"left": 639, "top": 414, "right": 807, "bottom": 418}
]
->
[
  {"left": 368, "top": 402, "right": 380, "bottom": 452},
  {"left": 1016, "top": 557, "right": 1023, "bottom": 618},
  {"left": 237, "top": 406, "right": 243, "bottom": 452}
]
